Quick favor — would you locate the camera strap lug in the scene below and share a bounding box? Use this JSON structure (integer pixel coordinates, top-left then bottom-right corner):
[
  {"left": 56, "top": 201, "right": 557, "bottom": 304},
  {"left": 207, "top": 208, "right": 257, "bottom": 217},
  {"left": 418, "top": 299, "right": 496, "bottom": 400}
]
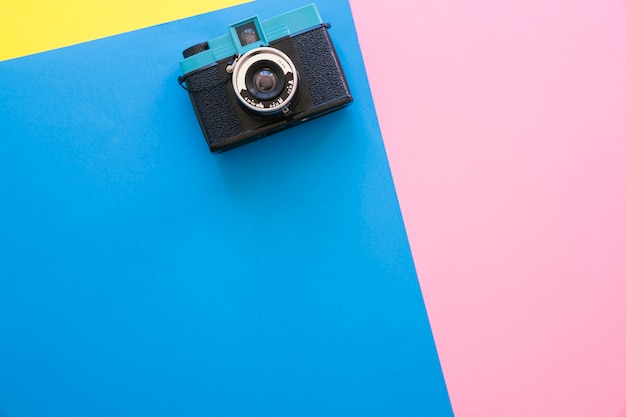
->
[
  {"left": 226, "top": 55, "right": 239, "bottom": 74},
  {"left": 178, "top": 55, "right": 237, "bottom": 92}
]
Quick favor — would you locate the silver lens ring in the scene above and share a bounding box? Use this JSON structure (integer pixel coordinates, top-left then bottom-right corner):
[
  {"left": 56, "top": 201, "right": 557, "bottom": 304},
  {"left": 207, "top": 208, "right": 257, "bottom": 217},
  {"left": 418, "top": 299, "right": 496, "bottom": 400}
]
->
[{"left": 231, "top": 47, "right": 299, "bottom": 115}]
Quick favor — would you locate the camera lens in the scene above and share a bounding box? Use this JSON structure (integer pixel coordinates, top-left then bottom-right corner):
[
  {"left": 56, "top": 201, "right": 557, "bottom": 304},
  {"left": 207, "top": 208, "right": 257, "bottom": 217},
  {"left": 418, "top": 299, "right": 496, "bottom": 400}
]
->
[
  {"left": 231, "top": 47, "right": 298, "bottom": 116},
  {"left": 245, "top": 61, "right": 285, "bottom": 101},
  {"left": 254, "top": 69, "right": 277, "bottom": 92}
]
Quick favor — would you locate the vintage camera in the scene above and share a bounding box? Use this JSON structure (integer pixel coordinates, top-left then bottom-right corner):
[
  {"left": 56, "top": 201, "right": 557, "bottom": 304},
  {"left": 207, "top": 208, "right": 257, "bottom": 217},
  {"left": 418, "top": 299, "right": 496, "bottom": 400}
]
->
[{"left": 178, "top": 4, "right": 352, "bottom": 152}]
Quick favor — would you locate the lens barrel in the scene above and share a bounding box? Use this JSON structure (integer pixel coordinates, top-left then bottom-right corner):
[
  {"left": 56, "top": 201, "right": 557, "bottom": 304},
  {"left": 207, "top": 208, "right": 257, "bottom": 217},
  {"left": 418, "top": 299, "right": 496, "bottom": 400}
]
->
[
  {"left": 245, "top": 60, "right": 286, "bottom": 101},
  {"left": 231, "top": 47, "right": 299, "bottom": 116}
]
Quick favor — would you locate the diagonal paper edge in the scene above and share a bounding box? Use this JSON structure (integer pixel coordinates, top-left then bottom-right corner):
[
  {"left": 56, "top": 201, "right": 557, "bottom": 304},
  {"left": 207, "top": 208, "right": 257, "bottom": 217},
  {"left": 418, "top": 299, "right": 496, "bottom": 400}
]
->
[{"left": 0, "top": 0, "right": 253, "bottom": 62}]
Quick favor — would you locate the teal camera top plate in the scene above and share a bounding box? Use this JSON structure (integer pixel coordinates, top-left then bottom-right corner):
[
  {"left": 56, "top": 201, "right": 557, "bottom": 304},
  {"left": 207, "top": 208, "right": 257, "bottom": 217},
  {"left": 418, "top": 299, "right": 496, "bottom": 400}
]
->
[{"left": 180, "top": 3, "right": 323, "bottom": 75}]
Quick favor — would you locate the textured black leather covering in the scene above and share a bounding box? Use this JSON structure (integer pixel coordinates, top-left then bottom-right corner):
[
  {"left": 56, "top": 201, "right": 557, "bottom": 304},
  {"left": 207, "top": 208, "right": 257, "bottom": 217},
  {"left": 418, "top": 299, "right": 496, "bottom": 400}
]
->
[
  {"left": 185, "top": 65, "right": 243, "bottom": 145},
  {"left": 293, "top": 26, "right": 350, "bottom": 106}
]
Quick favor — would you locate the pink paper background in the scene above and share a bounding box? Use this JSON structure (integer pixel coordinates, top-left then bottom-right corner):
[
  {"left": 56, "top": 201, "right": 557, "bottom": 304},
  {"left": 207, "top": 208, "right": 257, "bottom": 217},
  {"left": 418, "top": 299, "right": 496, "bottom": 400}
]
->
[{"left": 351, "top": 0, "right": 626, "bottom": 416}]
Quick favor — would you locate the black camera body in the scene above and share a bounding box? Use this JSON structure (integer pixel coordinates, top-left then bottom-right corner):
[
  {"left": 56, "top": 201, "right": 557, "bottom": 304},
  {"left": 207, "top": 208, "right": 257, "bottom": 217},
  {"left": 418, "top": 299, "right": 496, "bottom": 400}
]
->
[{"left": 178, "top": 4, "right": 352, "bottom": 152}]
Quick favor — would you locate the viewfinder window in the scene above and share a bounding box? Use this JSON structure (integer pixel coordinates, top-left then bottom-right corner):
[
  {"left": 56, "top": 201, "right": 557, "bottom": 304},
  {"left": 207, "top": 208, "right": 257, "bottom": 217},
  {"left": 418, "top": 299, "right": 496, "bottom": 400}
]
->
[{"left": 236, "top": 22, "right": 260, "bottom": 46}]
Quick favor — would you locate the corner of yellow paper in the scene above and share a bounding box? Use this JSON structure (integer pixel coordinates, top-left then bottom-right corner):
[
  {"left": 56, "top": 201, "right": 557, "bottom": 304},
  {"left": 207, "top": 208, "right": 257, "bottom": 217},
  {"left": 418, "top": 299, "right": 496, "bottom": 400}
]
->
[{"left": 0, "top": 0, "right": 252, "bottom": 61}]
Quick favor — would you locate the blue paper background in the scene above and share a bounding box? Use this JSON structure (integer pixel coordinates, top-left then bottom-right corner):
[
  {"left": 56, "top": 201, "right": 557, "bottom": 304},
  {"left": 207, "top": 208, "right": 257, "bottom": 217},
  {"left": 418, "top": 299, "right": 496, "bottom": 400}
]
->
[{"left": 0, "top": 1, "right": 452, "bottom": 416}]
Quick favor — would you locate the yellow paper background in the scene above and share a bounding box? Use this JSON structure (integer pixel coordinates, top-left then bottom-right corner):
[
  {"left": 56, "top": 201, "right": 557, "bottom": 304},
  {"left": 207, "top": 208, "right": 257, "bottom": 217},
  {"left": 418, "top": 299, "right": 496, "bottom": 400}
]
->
[{"left": 0, "top": 0, "right": 252, "bottom": 61}]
